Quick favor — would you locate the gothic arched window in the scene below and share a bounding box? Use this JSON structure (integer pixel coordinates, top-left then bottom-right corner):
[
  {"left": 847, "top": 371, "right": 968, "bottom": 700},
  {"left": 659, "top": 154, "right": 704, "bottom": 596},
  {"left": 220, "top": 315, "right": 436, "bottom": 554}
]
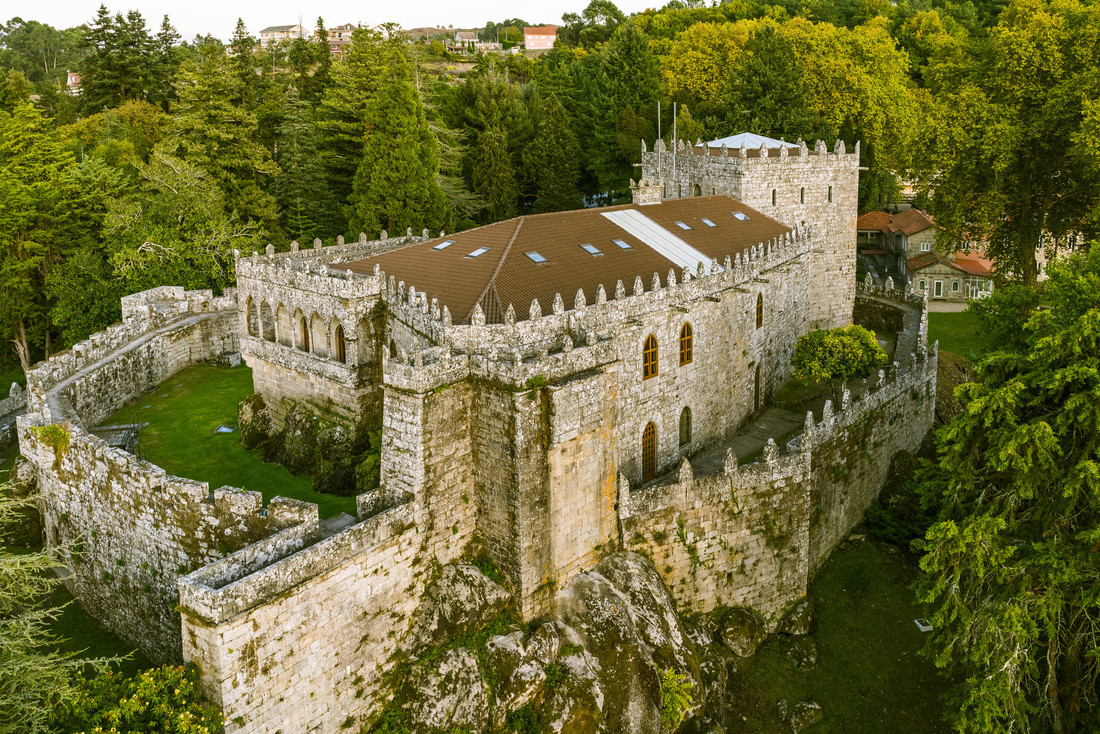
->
[
  {"left": 679, "top": 323, "right": 693, "bottom": 366},
  {"left": 643, "top": 335, "right": 659, "bottom": 379},
  {"left": 679, "top": 407, "right": 692, "bottom": 447},
  {"left": 642, "top": 422, "right": 657, "bottom": 482}
]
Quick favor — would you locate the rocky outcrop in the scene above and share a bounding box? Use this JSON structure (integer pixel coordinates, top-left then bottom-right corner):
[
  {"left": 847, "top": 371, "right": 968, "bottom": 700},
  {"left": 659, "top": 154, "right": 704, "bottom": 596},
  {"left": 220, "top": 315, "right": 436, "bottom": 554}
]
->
[
  {"left": 716, "top": 606, "right": 768, "bottom": 657},
  {"left": 402, "top": 563, "right": 510, "bottom": 658},
  {"left": 236, "top": 393, "right": 270, "bottom": 450},
  {"left": 779, "top": 699, "right": 824, "bottom": 732},
  {"left": 405, "top": 648, "right": 490, "bottom": 731},
  {"left": 778, "top": 598, "right": 815, "bottom": 636}
]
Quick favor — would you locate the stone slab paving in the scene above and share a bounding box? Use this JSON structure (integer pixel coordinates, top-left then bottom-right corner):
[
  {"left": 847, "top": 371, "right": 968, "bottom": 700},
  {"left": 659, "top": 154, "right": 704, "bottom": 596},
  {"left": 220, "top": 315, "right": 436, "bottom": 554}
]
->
[{"left": 692, "top": 406, "right": 805, "bottom": 478}]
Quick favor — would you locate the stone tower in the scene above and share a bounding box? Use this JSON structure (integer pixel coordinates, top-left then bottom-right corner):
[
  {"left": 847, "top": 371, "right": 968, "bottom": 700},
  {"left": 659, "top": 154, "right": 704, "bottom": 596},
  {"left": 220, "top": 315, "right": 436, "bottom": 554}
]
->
[{"left": 639, "top": 135, "right": 860, "bottom": 330}]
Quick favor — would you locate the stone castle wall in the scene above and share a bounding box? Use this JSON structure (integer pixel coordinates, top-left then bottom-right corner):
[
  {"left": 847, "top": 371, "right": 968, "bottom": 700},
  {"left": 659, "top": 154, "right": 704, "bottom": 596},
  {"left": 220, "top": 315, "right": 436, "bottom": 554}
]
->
[
  {"left": 17, "top": 287, "right": 316, "bottom": 662},
  {"left": 641, "top": 139, "right": 860, "bottom": 331},
  {"left": 621, "top": 329, "right": 937, "bottom": 622}
]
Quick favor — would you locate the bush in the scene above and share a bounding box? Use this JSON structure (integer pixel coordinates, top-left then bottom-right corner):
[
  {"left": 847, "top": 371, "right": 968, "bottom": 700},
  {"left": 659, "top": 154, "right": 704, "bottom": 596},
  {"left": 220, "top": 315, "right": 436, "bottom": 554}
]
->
[
  {"left": 659, "top": 667, "right": 694, "bottom": 730},
  {"left": 49, "top": 663, "right": 223, "bottom": 734}
]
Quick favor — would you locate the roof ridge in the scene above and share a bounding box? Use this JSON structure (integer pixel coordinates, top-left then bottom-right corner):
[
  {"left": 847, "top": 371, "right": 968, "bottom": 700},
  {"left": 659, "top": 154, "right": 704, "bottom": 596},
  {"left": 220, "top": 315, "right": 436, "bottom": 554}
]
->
[{"left": 466, "top": 216, "right": 524, "bottom": 323}]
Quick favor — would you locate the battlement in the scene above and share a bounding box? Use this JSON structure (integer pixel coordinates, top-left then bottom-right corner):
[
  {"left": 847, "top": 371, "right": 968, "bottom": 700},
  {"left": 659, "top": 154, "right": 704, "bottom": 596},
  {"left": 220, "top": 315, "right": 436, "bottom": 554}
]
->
[{"left": 647, "top": 136, "right": 860, "bottom": 164}]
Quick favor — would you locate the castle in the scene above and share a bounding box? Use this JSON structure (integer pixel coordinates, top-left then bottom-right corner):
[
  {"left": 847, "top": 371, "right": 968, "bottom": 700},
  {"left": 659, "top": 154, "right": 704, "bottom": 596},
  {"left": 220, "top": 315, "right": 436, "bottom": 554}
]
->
[{"left": 16, "top": 135, "right": 935, "bottom": 733}]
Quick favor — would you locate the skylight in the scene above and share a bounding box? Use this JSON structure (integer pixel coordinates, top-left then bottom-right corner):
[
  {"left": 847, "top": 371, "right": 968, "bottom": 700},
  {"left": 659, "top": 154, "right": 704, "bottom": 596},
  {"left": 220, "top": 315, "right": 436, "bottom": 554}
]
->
[
  {"left": 525, "top": 251, "right": 548, "bottom": 263},
  {"left": 701, "top": 218, "right": 717, "bottom": 227},
  {"left": 580, "top": 243, "right": 603, "bottom": 256},
  {"left": 674, "top": 221, "right": 692, "bottom": 230},
  {"left": 732, "top": 211, "right": 750, "bottom": 221},
  {"left": 465, "top": 247, "right": 490, "bottom": 258},
  {"left": 612, "top": 238, "right": 633, "bottom": 250},
  {"left": 433, "top": 240, "right": 455, "bottom": 250}
]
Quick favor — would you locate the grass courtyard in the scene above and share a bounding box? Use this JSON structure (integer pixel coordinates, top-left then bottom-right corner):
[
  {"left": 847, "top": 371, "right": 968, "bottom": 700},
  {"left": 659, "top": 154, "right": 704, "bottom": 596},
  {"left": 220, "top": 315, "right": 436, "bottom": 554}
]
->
[
  {"left": 926, "top": 310, "right": 989, "bottom": 357},
  {"left": 727, "top": 535, "right": 951, "bottom": 733},
  {"left": 101, "top": 364, "right": 356, "bottom": 518}
]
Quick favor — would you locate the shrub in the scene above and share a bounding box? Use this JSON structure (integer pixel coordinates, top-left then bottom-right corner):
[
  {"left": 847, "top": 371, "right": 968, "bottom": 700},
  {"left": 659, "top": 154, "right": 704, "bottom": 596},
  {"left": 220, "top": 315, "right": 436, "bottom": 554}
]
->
[{"left": 659, "top": 667, "right": 694, "bottom": 730}]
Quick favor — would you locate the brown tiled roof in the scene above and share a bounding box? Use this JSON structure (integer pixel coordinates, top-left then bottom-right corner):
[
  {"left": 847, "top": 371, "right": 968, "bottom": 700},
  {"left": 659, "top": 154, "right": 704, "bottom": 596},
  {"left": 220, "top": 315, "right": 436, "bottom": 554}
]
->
[
  {"left": 907, "top": 251, "right": 992, "bottom": 278},
  {"left": 857, "top": 209, "right": 935, "bottom": 236},
  {"left": 343, "top": 196, "right": 790, "bottom": 324},
  {"left": 524, "top": 26, "right": 559, "bottom": 34}
]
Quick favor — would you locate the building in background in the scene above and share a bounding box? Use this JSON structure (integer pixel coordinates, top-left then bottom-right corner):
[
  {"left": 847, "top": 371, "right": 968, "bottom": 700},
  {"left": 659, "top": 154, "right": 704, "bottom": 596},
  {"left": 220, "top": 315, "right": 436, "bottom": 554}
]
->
[
  {"left": 258, "top": 24, "right": 306, "bottom": 46},
  {"left": 523, "top": 25, "right": 558, "bottom": 50},
  {"left": 316, "top": 23, "right": 356, "bottom": 57}
]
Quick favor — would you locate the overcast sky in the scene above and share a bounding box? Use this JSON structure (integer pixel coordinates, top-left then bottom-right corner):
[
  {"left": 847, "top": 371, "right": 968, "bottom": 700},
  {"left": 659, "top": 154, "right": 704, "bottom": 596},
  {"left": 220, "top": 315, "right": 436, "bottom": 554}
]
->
[{"left": 10, "top": 0, "right": 661, "bottom": 41}]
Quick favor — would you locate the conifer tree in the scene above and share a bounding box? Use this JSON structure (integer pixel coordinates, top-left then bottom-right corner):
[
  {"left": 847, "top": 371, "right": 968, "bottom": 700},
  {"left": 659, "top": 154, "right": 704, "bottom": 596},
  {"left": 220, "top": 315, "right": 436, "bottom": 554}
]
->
[
  {"left": 275, "top": 88, "right": 338, "bottom": 241},
  {"left": 347, "top": 46, "right": 450, "bottom": 235},
  {"left": 149, "top": 15, "right": 181, "bottom": 109},
  {"left": 229, "top": 19, "right": 261, "bottom": 110},
  {"left": 529, "top": 95, "right": 583, "bottom": 213},
  {"left": 79, "top": 6, "right": 154, "bottom": 113},
  {"left": 471, "top": 127, "right": 517, "bottom": 222}
]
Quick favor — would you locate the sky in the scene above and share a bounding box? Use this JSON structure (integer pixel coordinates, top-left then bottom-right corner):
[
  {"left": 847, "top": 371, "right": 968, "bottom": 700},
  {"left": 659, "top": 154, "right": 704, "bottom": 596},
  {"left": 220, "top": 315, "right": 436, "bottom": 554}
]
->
[{"left": 9, "top": 0, "right": 661, "bottom": 41}]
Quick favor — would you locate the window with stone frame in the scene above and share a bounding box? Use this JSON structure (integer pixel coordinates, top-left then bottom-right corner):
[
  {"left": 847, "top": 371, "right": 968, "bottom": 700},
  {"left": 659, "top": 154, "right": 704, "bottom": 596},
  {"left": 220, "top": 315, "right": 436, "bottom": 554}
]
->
[
  {"left": 335, "top": 325, "right": 346, "bottom": 363},
  {"left": 679, "top": 407, "right": 692, "bottom": 447},
  {"left": 299, "top": 317, "right": 310, "bottom": 352},
  {"left": 756, "top": 293, "right": 764, "bottom": 329},
  {"left": 679, "top": 323, "right": 693, "bottom": 366},
  {"left": 643, "top": 335, "right": 659, "bottom": 379},
  {"left": 642, "top": 422, "right": 657, "bottom": 482}
]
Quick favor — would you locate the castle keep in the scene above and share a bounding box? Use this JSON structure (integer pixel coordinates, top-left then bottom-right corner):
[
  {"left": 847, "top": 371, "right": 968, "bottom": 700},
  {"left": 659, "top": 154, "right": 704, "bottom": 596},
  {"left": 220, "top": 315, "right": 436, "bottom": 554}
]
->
[{"left": 16, "top": 136, "right": 936, "bottom": 733}]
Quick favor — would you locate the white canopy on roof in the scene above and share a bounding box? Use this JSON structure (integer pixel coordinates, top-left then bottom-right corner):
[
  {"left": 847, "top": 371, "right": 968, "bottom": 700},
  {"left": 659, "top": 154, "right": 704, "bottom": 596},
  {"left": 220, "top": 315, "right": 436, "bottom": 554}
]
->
[{"left": 701, "top": 133, "right": 799, "bottom": 149}]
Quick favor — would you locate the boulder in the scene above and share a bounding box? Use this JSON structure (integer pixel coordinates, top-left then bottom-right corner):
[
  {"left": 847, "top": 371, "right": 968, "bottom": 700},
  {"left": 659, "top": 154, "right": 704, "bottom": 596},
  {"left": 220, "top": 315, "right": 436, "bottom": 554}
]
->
[
  {"left": 487, "top": 627, "right": 558, "bottom": 728},
  {"left": 266, "top": 404, "right": 320, "bottom": 474},
  {"left": 8, "top": 456, "right": 38, "bottom": 498},
  {"left": 539, "top": 649, "right": 605, "bottom": 734},
  {"left": 555, "top": 552, "right": 702, "bottom": 733},
  {"left": 789, "top": 701, "right": 824, "bottom": 732},
  {"left": 317, "top": 423, "right": 352, "bottom": 464},
  {"left": 778, "top": 598, "right": 815, "bottom": 636},
  {"left": 781, "top": 636, "right": 818, "bottom": 671},
  {"left": 236, "top": 393, "right": 270, "bottom": 450},
  {"left": 405, "top": 648, "right": 489, "bottom": 731},
  {"left": 717, "top": 607, "right": 767, "bottom": 657},
  {"left": 402, "top": 563, "right": 510, "bottom": 657}
]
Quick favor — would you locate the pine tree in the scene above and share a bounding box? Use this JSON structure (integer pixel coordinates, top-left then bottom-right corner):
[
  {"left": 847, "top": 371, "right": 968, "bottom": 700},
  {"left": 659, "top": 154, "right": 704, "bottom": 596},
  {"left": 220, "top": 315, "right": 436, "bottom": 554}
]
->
[
  {"left": 347, "top": 47, "right": 450, "bottom": 235},
  {"left": 79, "top": 6, "right": 154, "bottom": 112},
  {"left": 319, "top": 26, "right": 389, "bottom": 206},
  {"left": 149, "top": 15, "right": 181, "bottom": 109},
  {"left": 275, "top": 88, "right": 338, "bottom": 241},
  {"left": 229, "top": 19, "right": 260, "bottom": 109},
  {"left": 529, "top": 95, "right": 583, "bottom": 213},
  {"left": 471, "top": 127, "right": 517, "bottom": 222}
]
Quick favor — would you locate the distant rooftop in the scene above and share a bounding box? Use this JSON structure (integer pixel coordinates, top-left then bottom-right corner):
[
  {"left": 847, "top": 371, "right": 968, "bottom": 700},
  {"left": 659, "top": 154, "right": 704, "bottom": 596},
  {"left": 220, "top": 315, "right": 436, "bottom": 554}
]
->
[{"left": 702, "top": 133, "right": 800, "bottom": 150}]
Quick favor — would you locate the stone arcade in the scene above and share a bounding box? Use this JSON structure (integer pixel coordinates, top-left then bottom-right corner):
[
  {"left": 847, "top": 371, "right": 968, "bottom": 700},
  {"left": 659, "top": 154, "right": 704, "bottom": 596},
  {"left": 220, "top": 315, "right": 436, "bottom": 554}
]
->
[{"left": 16, "top": 136, "right": 936, "bottom": 733}]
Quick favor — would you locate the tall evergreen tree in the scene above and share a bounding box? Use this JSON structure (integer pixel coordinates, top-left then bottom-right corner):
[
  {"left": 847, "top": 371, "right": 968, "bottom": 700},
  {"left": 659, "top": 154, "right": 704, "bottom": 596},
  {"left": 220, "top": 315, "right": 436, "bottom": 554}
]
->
[
  {"left": 319, "top": 27, "right": 389, "bottom": 206},
  {"left": 229, "top": 19, "right": 261, "bottom": 110},
  {"left": 79, "top": 6, "right": 153, "bottom": 113},
  {"left": 149, "top": 15, "right": 181, "bottom": 109},
  {"left": 529, "top": 95, "right": 583, "bottom": 213},
  {"left": 347, "top": 46, "right": 450, "bottom": 235},
  {"left": 157, "top": 47, "right": 280, "bottom": 230},
  {"left": 275, "top": 88, "right": 338, "bottom": 241},
  {"left": 471, "top": 127, "right": 517, "bottom": 222},
  {"left": 726, "top": 25, "right": 818, "bottom": 139}
]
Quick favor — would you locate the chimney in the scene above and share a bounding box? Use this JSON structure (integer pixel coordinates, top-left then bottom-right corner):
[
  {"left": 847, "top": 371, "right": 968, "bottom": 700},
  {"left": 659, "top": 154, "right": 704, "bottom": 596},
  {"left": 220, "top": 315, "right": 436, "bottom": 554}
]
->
[{"left": 631, "top": 177, "right": 664, "bottom": 206}]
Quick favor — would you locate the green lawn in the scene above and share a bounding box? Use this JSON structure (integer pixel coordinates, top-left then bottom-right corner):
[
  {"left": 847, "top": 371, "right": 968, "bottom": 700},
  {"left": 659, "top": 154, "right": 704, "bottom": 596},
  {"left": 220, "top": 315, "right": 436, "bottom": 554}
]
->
[
  {"left": 0, "top": 361, "right": 25, "bottom": 390},
  {"left": 927, "top": 310, "right": 990, "bottom": 357},
  {"left": 49, "top": 585, "right": 151, "bottom": 677},
  {"left": 727, "top": 536, "right": 951, "bottom": 733},
  {"left": 101, "top": 364, "right": 355, "bottom": 518}
]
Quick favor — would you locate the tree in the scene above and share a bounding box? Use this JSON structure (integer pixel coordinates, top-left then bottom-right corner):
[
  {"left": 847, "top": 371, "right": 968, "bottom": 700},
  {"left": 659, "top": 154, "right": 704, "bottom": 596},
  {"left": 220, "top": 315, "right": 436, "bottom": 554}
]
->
[
  {"left": 157, "top": 46, "right": 280, "bottom": 230},
  {"left": 559, "top": 0, "right": 627, "bottom": 47},
  {"left": 790, "top": 325, "right": 887, "bottom": 402},
  {"left": 149, "top": 15, "right": 181, "bottom": 109},
  {"left": 726, "top": 24, "right": 818, "bottom": 139},
  {"left": 528, "top": 95, "right": 583, "bottom": 213},
  {"left": 0, "top": 489, "right": 111, "bottom": 734},
  {"left": 915, "top": 0, "right": 1100, "bottom": 285},
  {"left": 106, "top": 153, "right": 265, "bottom": 293},
  {"left": 346, "top": 46, "right": 450, "bottom": 235},
  {"left": 274, "top": 88, "right": 338, "bottom": 241},
  {"left": 471, "top": 127, "right": 517, "bottom": 221},
  {"left": 79, "top": 6, "right": 154, "bottom": 113},
  {"left": 917, "top": 247, "right": 1100, "bottom": 733}
]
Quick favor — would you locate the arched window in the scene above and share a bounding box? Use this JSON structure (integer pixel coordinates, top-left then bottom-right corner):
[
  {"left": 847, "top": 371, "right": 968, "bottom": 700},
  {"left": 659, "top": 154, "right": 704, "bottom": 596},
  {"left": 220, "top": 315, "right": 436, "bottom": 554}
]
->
[
  {"left": 299, "top": 316, "right": 310, "bottom": 352},
  {"left": 679, "top": 323, "right": 693, "bottom": 366},
  {"left": 800, "top": 187, "right": 805, "bottom": 204},
  {"left": 693, "top": 183, "right": 702, "bottom": 197},
  {"left": 918, "top": 280, "right": 926, "bottom": 290},
  {"left": 642, "top": 335, "right": 658, "bottom": 380},
  {"left": 642, "top": 422, "right": 657, "bottom": 482},
  {"left": 771, "top": 189, "right": 777, "bottom": 206},
  {"left": 389, "top": 338, "right": 397, "bottom": 359},
  {"left": 679, "top": 407, "right": 692, "bottom": 447},
  {"left": 952, "top": 281, "right": 960, "bottom": 292},
  {"left": 245, "top": 296, "right": 259, "bottom": 337},
  {"left": 334, "top": 325, "right": 346, "bottom": 363},
  {"left": 828, "top": 185, "right": 833, "bottom": 203},
  {"left": 756, "top": 293, "right": 764, "bottom": 329},
  {"left": 261, "top": 301, "right": 275, "bottom": 341}
]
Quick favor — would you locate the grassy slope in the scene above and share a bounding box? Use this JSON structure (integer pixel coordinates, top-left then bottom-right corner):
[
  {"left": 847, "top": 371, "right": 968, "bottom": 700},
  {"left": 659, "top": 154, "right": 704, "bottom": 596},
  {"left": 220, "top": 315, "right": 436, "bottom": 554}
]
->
[
  {"left": 0, "top": 361, "right": 26, "bottom": 390},
  {"left": 727, "top": 536, "right": 950, "bottom": 733},
  {"left": 49, "top": 585, "right": 151, "bottom": 676},
  {"left": 927, "top": 311, "right": 989, "bottom": 357},
  {"left": 101, "top": 364, "right": 356, "bottom": 518}
]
